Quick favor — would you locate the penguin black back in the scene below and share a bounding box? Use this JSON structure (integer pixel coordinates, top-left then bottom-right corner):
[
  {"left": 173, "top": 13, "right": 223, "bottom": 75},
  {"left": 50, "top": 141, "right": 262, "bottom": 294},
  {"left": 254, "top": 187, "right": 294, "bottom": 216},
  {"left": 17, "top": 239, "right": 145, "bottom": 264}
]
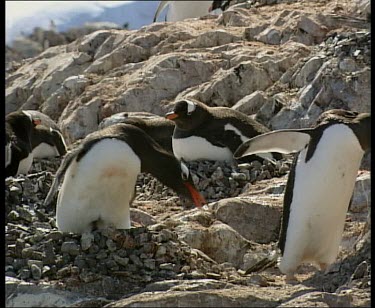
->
[
  {"left": 45, "top": 123, "right": 206, "bottom": 208},
  {"left": 121, "top": 117, "right": 175, "bottom": 154}
]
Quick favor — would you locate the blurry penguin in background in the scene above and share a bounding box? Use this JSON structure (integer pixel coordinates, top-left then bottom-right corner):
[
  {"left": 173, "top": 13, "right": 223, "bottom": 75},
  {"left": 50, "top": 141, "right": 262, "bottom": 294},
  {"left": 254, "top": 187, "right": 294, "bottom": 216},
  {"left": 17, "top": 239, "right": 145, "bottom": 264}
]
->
[
  {"left": 154, "top": 1, "right": 220, "bottom": 22},
  {"left": 6, "top": 110, "right": 67, "bottom": 177}
]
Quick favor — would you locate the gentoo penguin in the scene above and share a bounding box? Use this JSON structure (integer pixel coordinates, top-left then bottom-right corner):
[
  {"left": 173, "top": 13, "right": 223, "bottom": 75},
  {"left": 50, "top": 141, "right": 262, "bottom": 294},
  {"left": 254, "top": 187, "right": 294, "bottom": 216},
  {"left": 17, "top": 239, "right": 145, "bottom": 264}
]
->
[
  {"left": 6, "top": 111, "right": 35, "bottom": 177},
  {"left": 210, "top": 0, "right": 231, "bottom": 12},
  {"left": 22, "top": 110, "right": 67, "bottom": 159},
  {"left": 99, "top": 112, "right": 175, "bottom": 153},
  {"left": 165, "top": 98, "right": 281, "bottom": 162},
  {"left": 99, "top": 111, "right": 159, "bottom": 129},
  {"left": 234, "top": 109, "right": 371, "bottom": 282},
  {"left": 44, "top": 123, "right": 206, "bottom": 234},
  {"left": 6, "top": 110, "right": 67, "bottom": 177},
  {"left": 153, "top": 1, "right": 215, "bottom": 22}
]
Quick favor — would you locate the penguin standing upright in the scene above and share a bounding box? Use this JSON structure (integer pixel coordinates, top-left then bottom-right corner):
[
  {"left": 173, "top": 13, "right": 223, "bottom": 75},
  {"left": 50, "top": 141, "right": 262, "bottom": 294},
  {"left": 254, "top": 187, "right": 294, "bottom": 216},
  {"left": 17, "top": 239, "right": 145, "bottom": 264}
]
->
[
  {"left": 44, "top": 123, "right": 206, "bottom": 234},
  {"left": 234, "top": 109, "right": 371, "bottom": 282},
  {"left": 154, "top": 1, "right": 215, "bottom": 22},
  {"left": 165, "top": 98, "right": 281, "bottom": 162}
]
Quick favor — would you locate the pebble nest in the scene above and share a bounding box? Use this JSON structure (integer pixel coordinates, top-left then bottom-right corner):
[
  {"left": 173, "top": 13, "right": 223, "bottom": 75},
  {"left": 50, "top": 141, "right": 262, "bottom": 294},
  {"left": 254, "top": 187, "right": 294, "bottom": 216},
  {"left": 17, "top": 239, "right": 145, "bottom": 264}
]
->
[{"left": 5, "top": 155, "right": 291, "bottom": 298}]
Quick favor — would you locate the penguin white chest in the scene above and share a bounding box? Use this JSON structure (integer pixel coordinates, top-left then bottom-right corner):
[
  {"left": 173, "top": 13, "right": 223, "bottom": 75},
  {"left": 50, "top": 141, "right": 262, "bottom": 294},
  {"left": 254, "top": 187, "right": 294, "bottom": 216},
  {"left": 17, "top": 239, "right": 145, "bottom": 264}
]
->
[
  {"left": 279, "top": 124, "right": 365, "bottom": 275},
  {"left": 56, "top": 138, "right": 141, "bottom": 234},
  {"left": 172, "top": 136, "right": 233, "bottom": 161},
  {"left": 17, "top": 153, "right": 34, "bottom": 175},
  {"left": 32, "top": 143, "right": 59, "bottom": 158}
]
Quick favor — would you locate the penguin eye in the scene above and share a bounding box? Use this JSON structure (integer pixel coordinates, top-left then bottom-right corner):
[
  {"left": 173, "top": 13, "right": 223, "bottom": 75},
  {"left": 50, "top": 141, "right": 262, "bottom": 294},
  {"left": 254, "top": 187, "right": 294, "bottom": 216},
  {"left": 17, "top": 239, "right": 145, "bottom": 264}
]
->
[{"left": 180, "top": 161, "right": 190, "bottom": 181}]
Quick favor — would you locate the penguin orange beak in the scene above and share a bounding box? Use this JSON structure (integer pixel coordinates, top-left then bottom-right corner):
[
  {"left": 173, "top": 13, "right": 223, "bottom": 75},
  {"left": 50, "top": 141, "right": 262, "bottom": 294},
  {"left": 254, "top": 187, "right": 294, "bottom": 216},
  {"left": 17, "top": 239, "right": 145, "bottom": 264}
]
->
[
  {"left": 208, "top": 4, "right": 213, "bottom": 12},
  {"left": 165, "top": 112, "right": 179, "bottom": 120},
  {"left": 184, "top": 182, "right": 206, "bottom": 207}
]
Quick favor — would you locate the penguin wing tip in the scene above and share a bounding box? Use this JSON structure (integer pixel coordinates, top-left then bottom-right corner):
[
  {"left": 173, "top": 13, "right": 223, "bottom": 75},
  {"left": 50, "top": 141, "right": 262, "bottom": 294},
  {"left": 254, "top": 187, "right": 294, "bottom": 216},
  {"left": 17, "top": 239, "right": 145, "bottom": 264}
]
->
[
  {"left": 43, "top": 196, "right": 52, "bottom": 207},
  {"left": 234, "top": 143, "right": 248, "bottom": 159}
]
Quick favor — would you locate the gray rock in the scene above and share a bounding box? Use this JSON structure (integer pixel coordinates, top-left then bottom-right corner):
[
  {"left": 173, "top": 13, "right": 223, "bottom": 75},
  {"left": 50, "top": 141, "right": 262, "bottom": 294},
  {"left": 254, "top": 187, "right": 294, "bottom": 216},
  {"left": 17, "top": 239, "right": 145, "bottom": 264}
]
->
[
  {"left": 231, "top": 91, "right": 267, "bottom": 115},
  {"left": 30, "top": 264, "right": 42, "bottom": 280},
  {"left": 130, "top": 208, "right": 157, "bottom": 227},
  {"left": 80, "top": 232, "right": 95, "bottom": 251},
  {"left": 243, "top": 24, "right": 270, "bottom": 41},
  {"left": 294, "top": 56, "right": 325, "bottom": 88},
  {"left": 60, "top": 97, "right": 102, "bottom": 143},
  {"left": 184, "top": 30, "right": 241, "bottom": 48},
  {"left": 278, "top": 291, "right": 352, "bottom": 307},
  {"left": 297, "top": 15, "right": 328, "bottom": 39},
  {"left": 62, "top": 75, "right": 90, "bottom": 96},
  {"left": 269, "top": 104, "right": 304, "bottom": 130},
  {"left": 106, "top": 285, "right": 311, "bottom": 307},
  {"left": 339, "top": 57, "right": 357, "bottom": 72},
  {"left": 349, "top": 171, "right": 371, "bottom": 213},
  {"left": 256, "top": 28, "right": 282, "bottom": 45},
  {"left": 6, "top": 277, "right": 89, "bottom": 307},
  {"left": 299, "top": 84, "right": 319, "bottom": 109},
  {"left": 213, "top": 197, "right": 282, "bottom": 244},
  {"left": 177, "top": 220, "right": 253, "bottom": 268},
  {"left": 218, "top": 8, "right": 249, "bottom": 27},
  {"left": 61, "top": 242, "right": 80, "bottom": 256},
  {"left": 78, "top": 30, "right": 113, "bottom": 56}
]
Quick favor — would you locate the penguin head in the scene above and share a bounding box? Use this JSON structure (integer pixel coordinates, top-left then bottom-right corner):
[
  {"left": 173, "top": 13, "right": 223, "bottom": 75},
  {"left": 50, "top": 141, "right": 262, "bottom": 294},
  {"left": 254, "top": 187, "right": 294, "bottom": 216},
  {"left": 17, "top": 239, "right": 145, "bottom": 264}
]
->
[
  {"left": 317, "top": 109, "right": 371, "bottom": 152},
  {"left": 175, "top": 159, "right": 206, "bottom": 207},
  {"left": 165, "top": 99, "right": 207, "bottom": 130},
  {"left": 354, "top": 112, "right": 371, "bottom": 151}
]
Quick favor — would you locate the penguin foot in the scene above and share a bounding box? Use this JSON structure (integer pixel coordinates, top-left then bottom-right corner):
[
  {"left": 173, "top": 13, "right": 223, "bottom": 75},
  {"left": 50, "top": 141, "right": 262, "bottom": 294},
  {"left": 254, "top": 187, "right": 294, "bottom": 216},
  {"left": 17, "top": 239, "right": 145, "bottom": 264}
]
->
[
  {"left": 319, "top": 262, "right": 329, "bottom": 272},
  {"left": 285, "top": 274, "right": 299, "bottom": 284}
]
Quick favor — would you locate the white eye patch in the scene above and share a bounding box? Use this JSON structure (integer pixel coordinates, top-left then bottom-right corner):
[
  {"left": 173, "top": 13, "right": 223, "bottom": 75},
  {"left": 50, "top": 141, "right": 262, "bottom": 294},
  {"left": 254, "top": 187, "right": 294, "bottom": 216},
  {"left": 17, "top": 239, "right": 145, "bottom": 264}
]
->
[
  {"left": 186, "top": 100, "right": 196, "bottom": 115},
  {"left": 22, "top": 110, "right": 33, "bottom": 122},
  {"left": 50, "top": 128, "right": 67, "bottom": 149},
  {"left": 180, "top": 161, "right": 190, "bottom": 180}
]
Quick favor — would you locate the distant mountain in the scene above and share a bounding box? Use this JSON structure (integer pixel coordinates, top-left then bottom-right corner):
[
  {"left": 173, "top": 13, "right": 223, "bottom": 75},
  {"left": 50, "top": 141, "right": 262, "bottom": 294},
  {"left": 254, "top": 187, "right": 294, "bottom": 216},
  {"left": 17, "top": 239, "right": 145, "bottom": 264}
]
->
[{"left": 6, "top": 1, "right": 165, "bottom": 45}]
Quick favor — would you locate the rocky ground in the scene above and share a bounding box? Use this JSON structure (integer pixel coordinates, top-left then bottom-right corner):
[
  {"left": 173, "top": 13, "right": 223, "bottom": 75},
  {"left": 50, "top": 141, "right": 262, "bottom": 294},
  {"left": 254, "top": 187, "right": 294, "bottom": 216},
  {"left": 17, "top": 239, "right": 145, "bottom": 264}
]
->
[{"left": 5, "top": 0, "right": 371, "bottom": 307}]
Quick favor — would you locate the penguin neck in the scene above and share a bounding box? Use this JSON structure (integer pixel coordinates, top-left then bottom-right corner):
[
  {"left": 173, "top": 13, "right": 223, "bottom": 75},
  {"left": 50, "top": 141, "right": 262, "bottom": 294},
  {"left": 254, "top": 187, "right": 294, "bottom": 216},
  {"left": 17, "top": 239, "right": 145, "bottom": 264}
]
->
[
  {"left": 350, "top": 115, "right": 371, "bottom": 152},
  {"left": 184, "top": 106, "right": 211, "bottom": 131},
  {"left": 142, "top": 148, "right": 188, "bottom": 198}
]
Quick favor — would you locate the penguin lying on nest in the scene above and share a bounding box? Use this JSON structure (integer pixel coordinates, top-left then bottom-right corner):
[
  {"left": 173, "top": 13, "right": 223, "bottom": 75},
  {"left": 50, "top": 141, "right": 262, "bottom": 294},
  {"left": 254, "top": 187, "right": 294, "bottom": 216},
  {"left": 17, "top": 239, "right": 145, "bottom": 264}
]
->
[
  {"left": 44, "top": 123, "right": 206, "bottom": 234},
  {"left": 99, "top": 112, "right": 175, "bottom": 154},
  {"left": 235, "top": 109, "right": 371, "bottom": 282},
  {"left": 6, "top": 110, "right": 67, "bottom": 177},
  {"left": 165, "top": 98, "right": 282, "bottom": 163}
]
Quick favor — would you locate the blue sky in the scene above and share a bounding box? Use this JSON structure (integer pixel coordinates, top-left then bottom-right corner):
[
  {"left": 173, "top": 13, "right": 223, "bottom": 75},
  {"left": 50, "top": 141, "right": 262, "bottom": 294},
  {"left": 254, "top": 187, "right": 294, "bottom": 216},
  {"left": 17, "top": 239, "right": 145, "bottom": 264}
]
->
[{"left": 6, "top": 1, "right": 161, "bottom": 44}]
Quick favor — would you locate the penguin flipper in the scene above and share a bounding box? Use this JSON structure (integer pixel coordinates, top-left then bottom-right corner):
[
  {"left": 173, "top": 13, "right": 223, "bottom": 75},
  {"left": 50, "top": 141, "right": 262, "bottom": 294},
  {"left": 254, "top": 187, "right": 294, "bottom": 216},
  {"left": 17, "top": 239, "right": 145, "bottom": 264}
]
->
[
  {"left": 44, "top": 149, "right": 78, "bottom": 207},
  {"left": 153, "top": 1, "right": 169, "bottom": 22},
  {"left": 234, "top": 129, "right": 312, "bottom": 159}
]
